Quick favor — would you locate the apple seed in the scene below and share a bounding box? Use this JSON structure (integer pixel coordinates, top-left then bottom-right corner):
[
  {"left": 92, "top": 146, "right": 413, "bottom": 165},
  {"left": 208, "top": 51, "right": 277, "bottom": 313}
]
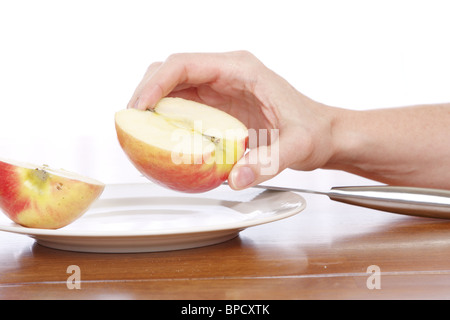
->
[{"left": 205, "top": 135, "right": 221, "bottom": 144}]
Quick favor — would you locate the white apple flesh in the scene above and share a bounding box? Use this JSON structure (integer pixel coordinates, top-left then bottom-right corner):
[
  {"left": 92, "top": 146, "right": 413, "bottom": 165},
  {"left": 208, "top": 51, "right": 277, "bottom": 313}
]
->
[
  {"left": 115, "top": 97, "right": 248, "bottom": 193},
  {"left": 0, "top": 158, "right": 105, "bottom": 229}
]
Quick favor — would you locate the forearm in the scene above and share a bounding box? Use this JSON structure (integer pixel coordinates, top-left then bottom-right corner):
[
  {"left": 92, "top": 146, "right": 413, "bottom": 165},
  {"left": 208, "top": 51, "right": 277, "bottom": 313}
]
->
[{"left": 325, "top": 103, "right": 450, "bottom": 189}]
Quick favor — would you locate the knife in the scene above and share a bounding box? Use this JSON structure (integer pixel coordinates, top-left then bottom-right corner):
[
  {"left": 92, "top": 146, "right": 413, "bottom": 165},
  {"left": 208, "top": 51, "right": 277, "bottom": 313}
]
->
[{"left": 243, "top": 184, "right": 450, "bottom": 219}]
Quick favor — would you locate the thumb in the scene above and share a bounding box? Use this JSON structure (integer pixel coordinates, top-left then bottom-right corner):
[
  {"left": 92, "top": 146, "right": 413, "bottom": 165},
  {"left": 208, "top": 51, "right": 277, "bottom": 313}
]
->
[{"left": 227, "top": 140, "right": 286, "bottom": 190}]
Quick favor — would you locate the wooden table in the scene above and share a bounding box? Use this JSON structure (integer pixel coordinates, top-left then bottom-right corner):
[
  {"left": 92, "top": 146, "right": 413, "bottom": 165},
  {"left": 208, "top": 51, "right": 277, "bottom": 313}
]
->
[{"left": 1, "top": 172, "right": 450, "bottom": 301}]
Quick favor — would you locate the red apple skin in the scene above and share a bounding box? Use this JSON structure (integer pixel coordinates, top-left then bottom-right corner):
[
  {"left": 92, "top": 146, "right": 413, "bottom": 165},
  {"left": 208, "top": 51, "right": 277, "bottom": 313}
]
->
[
  {"left": 115, "top": 124, "right": 248, "bottom": 193},
  {"left": 0, "top": 160, "right": 105, "bottom": 229}
]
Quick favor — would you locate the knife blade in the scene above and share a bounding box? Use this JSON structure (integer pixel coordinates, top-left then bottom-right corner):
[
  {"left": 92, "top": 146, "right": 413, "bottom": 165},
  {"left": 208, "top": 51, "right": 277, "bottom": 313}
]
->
[{"left": 236, "top": 183, "right": 450, "bottom": 219}]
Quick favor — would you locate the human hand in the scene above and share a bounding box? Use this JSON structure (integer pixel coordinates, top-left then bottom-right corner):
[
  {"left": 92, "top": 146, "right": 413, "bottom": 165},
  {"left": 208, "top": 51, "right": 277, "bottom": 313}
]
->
[{"left": 127, "top": 51, "right": 337, "bottom": 189}]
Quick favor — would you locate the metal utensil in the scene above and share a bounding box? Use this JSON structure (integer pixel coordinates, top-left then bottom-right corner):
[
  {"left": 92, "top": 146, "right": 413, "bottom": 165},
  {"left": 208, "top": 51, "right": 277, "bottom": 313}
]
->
[{"left": 247, "top": 184, "right": 450, "bottom": 219}]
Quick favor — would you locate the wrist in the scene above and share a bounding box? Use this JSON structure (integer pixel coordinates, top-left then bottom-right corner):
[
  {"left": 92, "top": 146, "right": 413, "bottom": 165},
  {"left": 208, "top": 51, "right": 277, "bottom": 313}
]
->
[{"left": 323, "top": 106, "right": 362, "bottom": 172}]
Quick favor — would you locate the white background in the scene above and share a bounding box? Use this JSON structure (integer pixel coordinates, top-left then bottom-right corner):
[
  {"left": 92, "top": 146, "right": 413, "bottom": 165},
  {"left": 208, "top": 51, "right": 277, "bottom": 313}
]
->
[{"left": 1, "top": 0, "right": 449, "bottom": 188}]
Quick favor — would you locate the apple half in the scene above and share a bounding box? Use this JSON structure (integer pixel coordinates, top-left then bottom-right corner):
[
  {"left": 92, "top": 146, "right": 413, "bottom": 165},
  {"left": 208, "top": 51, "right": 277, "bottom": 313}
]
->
[
  {"left": 0, "top": 158, "right": 105, "bottom": 229},
  {"left": 115, "top": 97, "right": 248, "bottom": 193}
]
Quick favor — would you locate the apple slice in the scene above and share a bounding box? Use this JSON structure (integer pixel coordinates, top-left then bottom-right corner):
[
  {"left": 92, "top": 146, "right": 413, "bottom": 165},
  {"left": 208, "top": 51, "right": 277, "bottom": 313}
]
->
[
  {"left": 0, "top": 158, "right": 105, "bottom": 229},
  {"left": 115, "top": 97, "right": 248, "bottom": 193}
]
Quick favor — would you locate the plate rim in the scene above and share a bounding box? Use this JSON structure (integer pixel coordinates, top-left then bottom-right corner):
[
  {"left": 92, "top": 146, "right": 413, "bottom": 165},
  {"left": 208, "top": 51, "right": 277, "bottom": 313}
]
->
[{"left": 0, "top": 183, "right": 306, "bottom": 238}]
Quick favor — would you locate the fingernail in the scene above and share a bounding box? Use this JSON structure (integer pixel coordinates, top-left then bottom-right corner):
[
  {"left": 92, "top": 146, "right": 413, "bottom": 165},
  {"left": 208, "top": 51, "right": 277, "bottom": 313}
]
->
[
  {"left": 133, "top": 98, "right": 140, "bottom": 109},
  {"left": 229, "top": 166, "right": 255, "bottom": 189},
  {"left": 141, "top": 85, "right": 161, "bottom": 110}
]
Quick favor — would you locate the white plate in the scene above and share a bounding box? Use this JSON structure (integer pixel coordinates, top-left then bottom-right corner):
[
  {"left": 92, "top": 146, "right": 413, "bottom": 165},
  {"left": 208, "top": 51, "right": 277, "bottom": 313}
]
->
[{"left": 0, "top": 183, "right": 306, "bottom": 253}]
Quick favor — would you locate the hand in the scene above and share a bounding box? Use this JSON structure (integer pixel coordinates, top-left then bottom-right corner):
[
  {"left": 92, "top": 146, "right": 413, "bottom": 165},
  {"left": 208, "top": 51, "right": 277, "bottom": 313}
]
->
[{"left": 128, "top": 51, "right": 337, "bottom": 189}]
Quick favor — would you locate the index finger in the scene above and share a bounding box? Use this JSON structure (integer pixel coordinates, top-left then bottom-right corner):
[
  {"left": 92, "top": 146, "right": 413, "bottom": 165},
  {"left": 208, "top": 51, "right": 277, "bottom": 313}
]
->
[{"left": 130, "top": 52, "right": 225, "bottom": 110}]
